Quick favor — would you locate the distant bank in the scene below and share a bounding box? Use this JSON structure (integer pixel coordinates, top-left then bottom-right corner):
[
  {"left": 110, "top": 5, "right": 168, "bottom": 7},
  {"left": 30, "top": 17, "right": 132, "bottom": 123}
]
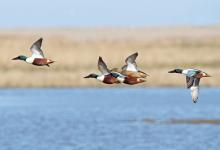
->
[{"left": 0, "top": 26, "right": 219, "bottom": 87}]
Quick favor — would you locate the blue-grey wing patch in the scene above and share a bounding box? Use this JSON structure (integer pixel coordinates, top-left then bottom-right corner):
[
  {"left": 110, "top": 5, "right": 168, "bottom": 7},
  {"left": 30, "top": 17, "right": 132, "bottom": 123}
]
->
[
  {"left": 110, "top": 72, "right": 126, "bottom": 78},
  {"left": 187, "top": 69, "right": 201, "bottom": 77},
  {"left": 187, "top": 70, "right": 197, "bottom": 77}
]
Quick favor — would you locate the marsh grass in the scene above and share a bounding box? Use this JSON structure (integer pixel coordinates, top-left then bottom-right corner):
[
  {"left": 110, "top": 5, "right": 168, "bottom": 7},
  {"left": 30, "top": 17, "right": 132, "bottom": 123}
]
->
[{"left": 0, "top": 27, "right": 219, "bottom": 87}]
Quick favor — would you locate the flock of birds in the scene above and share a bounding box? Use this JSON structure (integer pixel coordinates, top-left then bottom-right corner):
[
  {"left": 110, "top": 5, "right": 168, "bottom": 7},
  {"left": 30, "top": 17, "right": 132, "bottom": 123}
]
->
[{"left": 12, "top": 38, "right": 211, "bottom": 103}]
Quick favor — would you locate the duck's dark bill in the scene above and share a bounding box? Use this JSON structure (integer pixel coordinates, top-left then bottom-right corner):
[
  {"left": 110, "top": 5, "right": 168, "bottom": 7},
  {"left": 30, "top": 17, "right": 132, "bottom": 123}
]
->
[
  {"left": 12, "top": 57, "right": 19, "bottom": 60},
  {"left": 84, "top": 75, "right": 90, "bottom": 78},
  {"left": 168, "top": 70, "right": 175, "bottom": 73},
  {"left": 84, "top": 74, "right": 98, "bottom": 78},
  {"left": 206, "top": 74, "right": 212, "bottom": 77},
  {"left": 84, "top": 74, "right": 95, "bottom": 78}
]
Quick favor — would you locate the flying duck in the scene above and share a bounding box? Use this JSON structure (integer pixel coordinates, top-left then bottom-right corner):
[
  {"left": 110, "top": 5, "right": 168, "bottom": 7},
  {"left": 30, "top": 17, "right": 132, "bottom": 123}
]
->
[
  {"left": 168, "top": 68, "right": 211, "bottom": 103},
  {"left": 110, "top": 52, "right": 148, "bottom": 85},
  {"left": 112, "top": 52, "right": 148, "bottom": 78},
  {"left": 84, "top": 57, "right": 120, "bottom": 84},
  {"left": 12, "top": 38, "right": 54, "bottom": 67}
]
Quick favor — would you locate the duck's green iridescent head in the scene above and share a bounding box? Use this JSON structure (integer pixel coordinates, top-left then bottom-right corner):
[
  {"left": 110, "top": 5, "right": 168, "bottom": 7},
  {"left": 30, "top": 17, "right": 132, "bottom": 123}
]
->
[
  {"left": 12, "top": 55, "right": 28, "bottom": 61},
  {"left": 168, "top": 68, "right": 183, "bottom": 74}
]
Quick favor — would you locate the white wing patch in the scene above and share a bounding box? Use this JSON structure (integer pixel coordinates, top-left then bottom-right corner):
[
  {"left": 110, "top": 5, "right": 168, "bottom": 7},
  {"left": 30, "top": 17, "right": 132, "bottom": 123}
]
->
[
  {"left": 31, "top": 53, "right": 44, "bottom": 59},
  {"left": 126, "top": 64, "right": 138, "bottom": 72}
]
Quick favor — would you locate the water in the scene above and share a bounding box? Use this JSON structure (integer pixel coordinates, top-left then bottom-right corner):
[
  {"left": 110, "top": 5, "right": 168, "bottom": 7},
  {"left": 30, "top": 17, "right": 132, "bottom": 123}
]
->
[{"left": 0, "top": 88, "right": 219, "bottom": 150}]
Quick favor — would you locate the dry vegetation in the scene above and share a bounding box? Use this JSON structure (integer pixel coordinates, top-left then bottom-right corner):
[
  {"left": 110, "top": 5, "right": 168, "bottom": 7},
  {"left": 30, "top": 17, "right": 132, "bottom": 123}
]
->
[{"left": 0, "top": 27, "right": 220, "bottom": 87}]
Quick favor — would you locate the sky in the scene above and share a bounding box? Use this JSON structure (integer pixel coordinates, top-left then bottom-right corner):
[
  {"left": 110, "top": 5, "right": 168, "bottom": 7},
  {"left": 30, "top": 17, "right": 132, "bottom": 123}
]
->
[{"left": 0, "top": 0, "right": 220, "bottom": 27}]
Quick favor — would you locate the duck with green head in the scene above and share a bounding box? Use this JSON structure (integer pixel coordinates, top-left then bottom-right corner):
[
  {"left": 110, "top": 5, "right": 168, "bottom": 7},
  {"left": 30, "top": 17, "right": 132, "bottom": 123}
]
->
[
  {"left": 84, "top": 57, "right": 121, "bottom": 84},
  {"left": 12, "top": 38, "right": 54, "bottom": 67},
  {"left": 168, "top": 68, "right": 211, "bottom": 103}
]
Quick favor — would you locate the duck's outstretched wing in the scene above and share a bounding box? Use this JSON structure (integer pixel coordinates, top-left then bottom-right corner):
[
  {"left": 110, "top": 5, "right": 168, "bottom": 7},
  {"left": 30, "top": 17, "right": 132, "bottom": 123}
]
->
[
  {"left": 30, "top": 38, "right": 44, "bottom": 58},
  {"left": 194, "top": 78, "right": 200, "bottom": 86},
  {"left": 190, "top": 86, "right": 199, "bottom": 103},
  {"left": 98, "top": 57, "right": 110, "bottom": 75},
  {"left": 125, "top": 52, "right": 138, "bottom": 65},
  {"left": 122, "top": 52, "right": 138, "bottom": 71},
  {"left": 190, "top": 78, "right": 200, "bottom": 103},
  {"left": 186, "top": 76, "right": 194, "bottom": 88}
]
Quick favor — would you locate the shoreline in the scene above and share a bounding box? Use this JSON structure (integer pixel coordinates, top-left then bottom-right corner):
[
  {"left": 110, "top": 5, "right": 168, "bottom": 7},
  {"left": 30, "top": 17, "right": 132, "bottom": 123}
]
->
[{"left": 0, "top": 26, "right": 219, "bottom": 87}]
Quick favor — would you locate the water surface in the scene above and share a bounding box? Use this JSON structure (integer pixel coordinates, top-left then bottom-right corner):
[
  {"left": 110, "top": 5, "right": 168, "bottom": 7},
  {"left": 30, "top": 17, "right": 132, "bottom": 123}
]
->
[{"left": 0, "top": 88, "right": 219, "bottom": 150}]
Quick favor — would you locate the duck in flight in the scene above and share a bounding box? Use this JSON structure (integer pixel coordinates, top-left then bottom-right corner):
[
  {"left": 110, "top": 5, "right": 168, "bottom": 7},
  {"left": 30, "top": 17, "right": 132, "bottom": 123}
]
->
[
  {"left": 168, "top": 68, "right": 211, "bottom": 103},
  {"left": 12, "top": 38, "right": 54, "bottom": 67},
  {"left": 111, "top": 52, "right": 148, "bottom": 85},
  {"left": 84, "top": 57, "right": 121, "bottom": 84},
  {"left": 122, "top": 52, "right": 148, "bottom": 78}
]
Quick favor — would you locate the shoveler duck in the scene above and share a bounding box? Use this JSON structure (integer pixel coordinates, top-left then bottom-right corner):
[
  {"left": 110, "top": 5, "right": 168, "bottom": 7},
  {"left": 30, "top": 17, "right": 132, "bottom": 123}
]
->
[
  {"left": 12, "top": 38, "right": 54, "bottom": 67},
  {"left": 122, "top": 52, "right": 148, "bottom": 78},
  {"left": 168, "top": 68, "right": 211, "bottom": 103},
  {"left": 84, "top": 57, "right": 120, "bottom": 84},
  {"left": 111, "top": 52, "right": 148, "bottom": 85}
]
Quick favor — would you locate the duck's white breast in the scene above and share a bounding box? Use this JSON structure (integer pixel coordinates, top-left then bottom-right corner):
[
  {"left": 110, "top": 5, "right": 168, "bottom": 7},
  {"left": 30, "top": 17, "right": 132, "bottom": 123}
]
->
[
  {"left": 26, "top": 57, "right": 35, "bottom": 64},
  {"left": 97, "top": 75, "right": 105, "bottom": 82}
]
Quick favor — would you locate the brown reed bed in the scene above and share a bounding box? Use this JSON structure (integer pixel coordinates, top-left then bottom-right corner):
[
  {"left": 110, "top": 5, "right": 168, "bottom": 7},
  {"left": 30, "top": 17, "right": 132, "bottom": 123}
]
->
[{"left": 0, "top": 27, "right": 219, "bottom": 87}]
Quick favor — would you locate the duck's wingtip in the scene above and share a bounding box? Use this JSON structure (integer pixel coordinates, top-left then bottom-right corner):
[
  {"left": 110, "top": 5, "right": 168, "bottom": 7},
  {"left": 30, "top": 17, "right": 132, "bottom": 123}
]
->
[
  {"left": 133, "top": 52, "right": 138, "bottom": 56},
  {"left": 193, "top": 100, "right": 197, "bottom": 103},
  {"left": 98, "top": 56, "right": 103, "bottom": 60}
]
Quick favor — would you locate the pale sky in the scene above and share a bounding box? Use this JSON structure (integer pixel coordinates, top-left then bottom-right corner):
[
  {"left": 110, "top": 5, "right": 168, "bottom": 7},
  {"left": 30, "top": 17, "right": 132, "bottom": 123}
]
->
[{"left": 0, "top": 0, "right": 220, "bottom": 27}]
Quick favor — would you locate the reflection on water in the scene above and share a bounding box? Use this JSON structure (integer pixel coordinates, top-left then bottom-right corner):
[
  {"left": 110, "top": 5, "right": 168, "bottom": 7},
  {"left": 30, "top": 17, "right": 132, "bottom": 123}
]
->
[{"left": 0, "top": 88, "right": 219, "bottom": 150}]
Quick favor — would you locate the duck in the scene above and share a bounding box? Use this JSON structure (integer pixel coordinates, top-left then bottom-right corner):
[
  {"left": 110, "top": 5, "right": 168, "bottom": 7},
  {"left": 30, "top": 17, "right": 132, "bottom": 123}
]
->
[
  {"left": 168, "top": 68, "right": 211, "bottom": 103},
  {"left": 111, "top": 52, "right": 148, "bottom": 78},
  {"left": 110, "top": 52, "right": 148, "bottom": 85},
  {"left": 12, "top": 38, "right": 54, "bottom": 67},
  {"left": 84, "top": 57, "right": 121, "bottom": 84}
]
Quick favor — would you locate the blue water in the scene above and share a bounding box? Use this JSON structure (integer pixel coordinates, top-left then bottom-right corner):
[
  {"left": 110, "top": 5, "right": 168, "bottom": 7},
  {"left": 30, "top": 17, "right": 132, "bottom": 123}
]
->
[{"left": 0, "top": 88, "right": 219, "bottom": 150}]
